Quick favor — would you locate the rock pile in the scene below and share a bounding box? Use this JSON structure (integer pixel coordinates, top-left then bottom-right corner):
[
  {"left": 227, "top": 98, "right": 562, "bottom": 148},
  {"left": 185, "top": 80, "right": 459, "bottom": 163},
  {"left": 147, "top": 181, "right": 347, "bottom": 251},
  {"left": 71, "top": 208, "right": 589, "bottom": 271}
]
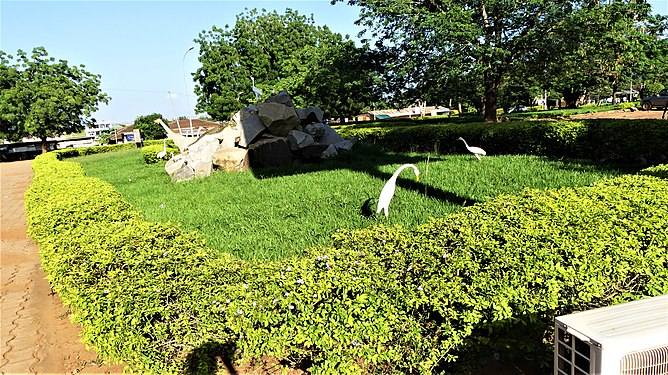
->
[{"left": 165, "top": 90, "right": 356, "bottom": 182}]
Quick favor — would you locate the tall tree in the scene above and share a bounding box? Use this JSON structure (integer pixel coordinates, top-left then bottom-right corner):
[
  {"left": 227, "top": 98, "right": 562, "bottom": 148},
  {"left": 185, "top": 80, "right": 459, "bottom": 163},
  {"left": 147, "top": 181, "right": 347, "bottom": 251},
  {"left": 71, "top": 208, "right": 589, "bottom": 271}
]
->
[
  {"left": 0, "top": 47, "right": 109, "bottom": 152},
  {"left": 194, "top": 8, "right": 383, "bottom": 120},
  {"left": 537, "top": 1, "right": 668, "bottom": 107},
  {"left": 133, "top": 113, "right": 167, "bottom": 140},
  {"left": 335, "top": 0, "right": 574, "bottom": 121}
]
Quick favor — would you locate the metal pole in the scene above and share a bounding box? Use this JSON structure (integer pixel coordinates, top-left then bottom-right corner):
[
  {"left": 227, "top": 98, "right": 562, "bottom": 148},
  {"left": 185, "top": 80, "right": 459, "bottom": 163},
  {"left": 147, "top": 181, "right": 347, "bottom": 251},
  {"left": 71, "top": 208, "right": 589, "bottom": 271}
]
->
[{"left": 183, "top": 46, "right": 194, "bottom": 134}]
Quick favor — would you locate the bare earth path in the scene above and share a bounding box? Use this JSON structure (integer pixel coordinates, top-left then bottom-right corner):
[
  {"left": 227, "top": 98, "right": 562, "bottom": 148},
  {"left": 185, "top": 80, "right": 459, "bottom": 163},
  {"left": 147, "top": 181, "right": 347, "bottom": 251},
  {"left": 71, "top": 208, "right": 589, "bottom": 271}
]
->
[{"left": 1, "top": 160, "right": 124, "bottom": 375}]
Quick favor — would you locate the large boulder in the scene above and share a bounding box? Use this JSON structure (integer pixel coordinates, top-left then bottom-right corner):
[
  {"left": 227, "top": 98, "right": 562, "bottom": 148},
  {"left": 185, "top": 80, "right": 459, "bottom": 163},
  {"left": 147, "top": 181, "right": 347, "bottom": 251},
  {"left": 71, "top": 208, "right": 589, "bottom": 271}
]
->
[
  {"left": 296, "top": 106, "right": 324, "bottom": 125},
  {"left": 304, "top": 123, "right": 326, "bottom": 139},
  {"left": 188, "top": 133, "right": 221, "bottom": 158},
  {"left": 321, "top": 144, "right": 338, "bottom": 159},
  {"left": 265, "top": 89, "right": 294, "bottom": 107},
  {"left": 213, "top": 147, "right": 250, "bottom": 172},
  {"left": 287, "top": 130, "right": 315, "bottom": 150},
  {"left": 193, "top": 160, "right": 214, "bottom": 178},
  {"left": 171, "top": 164, "right": 195, "bottom": 182},
  {"left": 334, "top": 138, "right": 356, "bottom": 152},
  {"left": 232, "top": 107, "right": 265, "bottom": 147},
  {"left": 248, "top": 136, "right": 293, "bottom": 167},
  {"left": 257, "top": 102, "right": 300, "bottom": 137},
  {"left": 220, "top": 126, "right": 240, "bottom": 149},
  {"left": 320, "top": 123, "right": 345, "bottom": 145},
  {"left": 165, "top": 156, "right": 186, "bottom": 177},
  {"left": 300, "top": 143, "right": 330, "bottom": 161}
]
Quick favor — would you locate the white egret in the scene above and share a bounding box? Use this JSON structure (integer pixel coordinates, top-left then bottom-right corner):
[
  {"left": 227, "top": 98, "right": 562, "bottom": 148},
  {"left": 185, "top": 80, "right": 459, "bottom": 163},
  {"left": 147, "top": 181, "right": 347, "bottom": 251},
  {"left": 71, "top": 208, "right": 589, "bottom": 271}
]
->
[
  {"left": 456, "top": 137, "right": 486, "bottom": 160},
  {"left": 156, "top": 139, "right": 167, "bottom": 159},
  {"left": 376, "top": 164, "right": 420, "bottom": 217},
  {"left": 251, "top": 76, "right": 262, "bottom": 100}
]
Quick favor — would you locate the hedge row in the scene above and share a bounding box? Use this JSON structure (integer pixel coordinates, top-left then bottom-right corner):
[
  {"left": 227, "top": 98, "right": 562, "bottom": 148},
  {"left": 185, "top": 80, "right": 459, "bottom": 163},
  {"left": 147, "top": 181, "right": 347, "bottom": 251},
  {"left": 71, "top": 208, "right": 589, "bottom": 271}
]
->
[
  {"left": 337, "top": 119, "right": 668, "bottom": 165},
  {"left": 26, "top": 153, "right": 668, "bottom": 374},
  {"left": 140, "top": 141, "right": 179, "bottom": 164},
  {"left": 53, "top": 139, "right": 169, "bottom": 159}
]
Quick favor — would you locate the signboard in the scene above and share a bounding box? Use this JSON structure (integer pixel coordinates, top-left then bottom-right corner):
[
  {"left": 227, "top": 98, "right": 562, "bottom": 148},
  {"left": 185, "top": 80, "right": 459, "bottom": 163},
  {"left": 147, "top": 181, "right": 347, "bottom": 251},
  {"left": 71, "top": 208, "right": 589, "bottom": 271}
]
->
[{"left": 132, "top": 129, "right": 142, "bottom": 143}]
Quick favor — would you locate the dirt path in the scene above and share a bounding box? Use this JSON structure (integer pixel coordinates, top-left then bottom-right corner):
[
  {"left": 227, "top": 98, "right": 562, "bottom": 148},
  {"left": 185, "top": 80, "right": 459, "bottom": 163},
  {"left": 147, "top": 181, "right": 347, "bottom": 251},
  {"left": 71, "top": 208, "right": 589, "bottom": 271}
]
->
[
  {"left": 570, "top": 107, "right": 667, "bottom": 119},
  {"left": 1, "top": 160, "right": 124, "bottom": 375}
]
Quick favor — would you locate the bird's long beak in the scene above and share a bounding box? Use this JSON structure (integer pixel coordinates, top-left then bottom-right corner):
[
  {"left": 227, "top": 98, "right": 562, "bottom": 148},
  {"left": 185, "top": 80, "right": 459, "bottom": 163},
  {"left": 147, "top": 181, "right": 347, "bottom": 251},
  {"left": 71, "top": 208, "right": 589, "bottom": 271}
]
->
[{"left": 415, "top": 174, "right": 420, "bottom": 182}]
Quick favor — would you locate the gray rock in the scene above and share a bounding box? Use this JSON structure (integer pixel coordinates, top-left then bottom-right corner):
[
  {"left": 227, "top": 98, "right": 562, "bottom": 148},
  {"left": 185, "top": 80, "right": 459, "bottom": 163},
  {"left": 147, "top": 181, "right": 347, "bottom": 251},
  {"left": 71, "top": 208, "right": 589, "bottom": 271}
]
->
[
  {"left": 333, "top": 139, "right": 355, "bottom": 151},
  {"left": 287, "top": 130, "right": 315, "bottom": 150},
  {"left": 257, "top": 102, "right": 300, "bottom": 137},
  {"left": 172, "top": 164, "right": 195, "bottom": 182},
  {"left": 188, "top": 133, "right": 221, "bottom": 156},
  {"left": 233, "top": 107, "right": 265, "bottom": 147},
  {"left": 321, "top": 144, "right": 338, "bottom": 159},
  {"left": 213, "top": 147, "right": 250, "bottom": 172},
  {"left": 320, "top": 123, "right": 344, "bottom": 145},
  {"left": 265, "top": 89, "right": 294, "bottom": 107},
  {"left": 248, "top": 137, "right": 293, "bottom": 167},
  {"left": 220, "top": 126, "right": 240, "bottom": 149},
  {"left": 300, "top": 143, "right": 330, "bottom": 161},
  {"left": 296, "top": 106, "right": 324, "bottom": 124},
  {"left": 304, "top": 123, "right": 326, "bottom": 139},
  {"left": 165, "top": 156, "right": 186, "bottom": 177},
  {"left": 194, "top": 160, "right": 214, "bottom": 178}
]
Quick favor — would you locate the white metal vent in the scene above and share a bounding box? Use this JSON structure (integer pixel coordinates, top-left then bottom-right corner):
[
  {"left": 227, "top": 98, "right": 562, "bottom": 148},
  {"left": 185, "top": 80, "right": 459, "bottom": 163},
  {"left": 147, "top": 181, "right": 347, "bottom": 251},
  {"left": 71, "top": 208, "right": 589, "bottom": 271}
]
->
[
  {"left": 620, "top": 345, "right": 668, "bottom": 375},
  {"left": 554, "top": 294, "right": 668, "bottom": 375}
]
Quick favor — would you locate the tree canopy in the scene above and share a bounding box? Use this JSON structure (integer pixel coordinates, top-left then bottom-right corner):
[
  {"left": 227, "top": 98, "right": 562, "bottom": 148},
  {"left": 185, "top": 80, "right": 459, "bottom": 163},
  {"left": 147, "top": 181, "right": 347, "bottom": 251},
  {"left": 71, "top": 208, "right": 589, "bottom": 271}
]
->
[
  {"left": 0, "top": 47, "right": 109, "bottom": 152},
  {"left": 194, "top": 8, "right": 384, "bottom": 120},
  {"left": 133, "top": 113, "right": 167, "bottom": 140},
  {"left": 334, "top": 0, "right": 668, "bottom": 121}
]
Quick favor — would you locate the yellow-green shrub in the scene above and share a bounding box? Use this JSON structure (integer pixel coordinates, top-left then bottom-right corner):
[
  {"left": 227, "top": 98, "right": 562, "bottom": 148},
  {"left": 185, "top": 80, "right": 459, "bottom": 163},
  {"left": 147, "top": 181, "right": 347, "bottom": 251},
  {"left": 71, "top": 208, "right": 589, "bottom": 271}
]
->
[{"left": 25, "top": 152, "right": 668, "bottom": 374}]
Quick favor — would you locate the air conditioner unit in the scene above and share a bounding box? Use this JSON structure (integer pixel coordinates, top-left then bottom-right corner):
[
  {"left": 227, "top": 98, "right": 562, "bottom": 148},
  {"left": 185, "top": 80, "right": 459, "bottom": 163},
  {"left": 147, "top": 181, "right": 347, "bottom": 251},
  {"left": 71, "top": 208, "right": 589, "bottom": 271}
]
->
[{"left": 554, "top": 294, "right": 668, "bottom": 375}]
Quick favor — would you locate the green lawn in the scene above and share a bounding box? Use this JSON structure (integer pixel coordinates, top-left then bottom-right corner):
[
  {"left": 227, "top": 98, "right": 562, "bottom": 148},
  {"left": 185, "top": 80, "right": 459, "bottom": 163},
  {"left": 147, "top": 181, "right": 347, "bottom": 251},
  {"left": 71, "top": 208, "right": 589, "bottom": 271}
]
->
[{"left": 74, "top": 144, "right": 623, "bottom": 260}]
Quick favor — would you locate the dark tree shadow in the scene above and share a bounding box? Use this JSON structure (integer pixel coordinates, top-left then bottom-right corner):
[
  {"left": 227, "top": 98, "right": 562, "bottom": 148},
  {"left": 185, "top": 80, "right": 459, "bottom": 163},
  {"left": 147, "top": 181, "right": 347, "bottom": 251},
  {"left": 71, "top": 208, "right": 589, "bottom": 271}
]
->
[
  {"left": 184, "top": 341, "right": 238, "bottom": 375},
  {"left": 248, "top": 142, "right": 480, "bottom": 207}
]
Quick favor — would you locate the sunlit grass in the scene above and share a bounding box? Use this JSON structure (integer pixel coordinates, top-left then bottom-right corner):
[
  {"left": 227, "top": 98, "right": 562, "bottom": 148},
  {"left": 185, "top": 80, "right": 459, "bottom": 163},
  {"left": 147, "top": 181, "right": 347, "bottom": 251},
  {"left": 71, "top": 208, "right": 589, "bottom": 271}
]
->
[{"left": 74, "top": 144, "right": 623, "bottom": 260}]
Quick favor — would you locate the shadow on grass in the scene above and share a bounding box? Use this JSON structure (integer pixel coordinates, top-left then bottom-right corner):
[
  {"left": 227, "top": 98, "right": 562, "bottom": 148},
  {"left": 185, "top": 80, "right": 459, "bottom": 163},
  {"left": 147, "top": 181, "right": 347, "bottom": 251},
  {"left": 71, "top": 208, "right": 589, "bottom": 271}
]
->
[
  {"left": 249, "top": 142, "right": 479, "bottom": 208},
  {"left": 185, "top": 340, "right": 312, "bottom": 375},
  {"left": 185, "top": 341, "right": 238, "bottom": 375}
]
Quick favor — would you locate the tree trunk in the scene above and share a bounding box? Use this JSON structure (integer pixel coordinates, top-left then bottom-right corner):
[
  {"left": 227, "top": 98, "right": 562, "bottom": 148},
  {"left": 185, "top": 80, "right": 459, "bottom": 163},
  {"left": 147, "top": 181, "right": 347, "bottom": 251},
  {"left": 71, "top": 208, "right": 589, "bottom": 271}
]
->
[
  {"left": 562, "top": 88, "right": 582, "bottom": 109},
  {"left": 482, "top": 71, "right": 500, "bottom": 122},
  {"left": 41, "top": 137, "right": 48, "bottom": 154}
]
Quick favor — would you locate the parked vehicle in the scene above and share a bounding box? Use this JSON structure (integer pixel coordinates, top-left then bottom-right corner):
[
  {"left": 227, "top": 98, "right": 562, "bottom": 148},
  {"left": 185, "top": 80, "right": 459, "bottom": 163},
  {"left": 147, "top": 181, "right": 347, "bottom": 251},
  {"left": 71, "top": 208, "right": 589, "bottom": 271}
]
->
[
  {"left": 508, "top": 105, "right": 528, "bottom": 113},
  {"left": 641, "top": 88, "right": 668, "bottom": 110}
]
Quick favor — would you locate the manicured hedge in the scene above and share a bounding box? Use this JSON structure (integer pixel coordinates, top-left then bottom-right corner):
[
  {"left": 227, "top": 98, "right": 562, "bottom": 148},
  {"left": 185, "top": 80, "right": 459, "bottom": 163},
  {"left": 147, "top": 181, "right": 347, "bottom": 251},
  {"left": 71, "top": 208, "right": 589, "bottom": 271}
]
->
[
  {"left": 26, "top": 152, "right": 668, "bottom": 374},
  {"left": 639, "top": 163, "right": 668, "bottom": 179},
  {"left": 140, "top": 142, "right": 179, "bottom": 164},
  {"left": 53, "top": 139, "right": 171, "bottom": 160},
  {"left": 337, "top": 119, "right": 668, "bottom": 165}
]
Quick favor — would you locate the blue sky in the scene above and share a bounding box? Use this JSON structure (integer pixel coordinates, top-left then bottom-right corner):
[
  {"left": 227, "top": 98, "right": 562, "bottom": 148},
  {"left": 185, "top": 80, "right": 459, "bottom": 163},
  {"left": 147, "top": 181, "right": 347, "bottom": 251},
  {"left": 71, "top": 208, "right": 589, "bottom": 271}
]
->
[
  {"left": 2, "top": 1, "right": 667, "bottom": 124},
  {"left": 1, "top": 1, "right": 366, "bottom": 123}
]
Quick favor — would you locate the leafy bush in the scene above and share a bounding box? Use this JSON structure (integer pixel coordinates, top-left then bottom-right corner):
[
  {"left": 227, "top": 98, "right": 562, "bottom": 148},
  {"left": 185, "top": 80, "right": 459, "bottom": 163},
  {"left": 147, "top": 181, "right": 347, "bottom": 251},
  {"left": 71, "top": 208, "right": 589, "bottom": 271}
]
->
[
  {"left": 140, "top": 142, "right": 178, "bottom": 164},
  {"left": 338, "top": 119, "right": 668, "bottom": 165},
  {"left": 639, "top": 163, "right": 668, "bottom": 179},
  {"left": 26, "top": 152, "right": 668, "bottom": 374}
]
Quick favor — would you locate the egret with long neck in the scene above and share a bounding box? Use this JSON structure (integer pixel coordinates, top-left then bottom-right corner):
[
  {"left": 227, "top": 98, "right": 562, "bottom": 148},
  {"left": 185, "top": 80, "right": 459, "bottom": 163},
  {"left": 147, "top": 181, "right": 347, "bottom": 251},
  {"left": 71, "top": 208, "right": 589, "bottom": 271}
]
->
[
  {"left": 156, "top": 138, "right": 167, "bottom": 159},
  {"left": 251, "top": 76, "right": 262, "bottom": 101},
  {"left": 376, "top": 163, "right": 420, "bottom": 217},
  {"left": 456, "top": 137, "right": 486, "bottom": 160}
]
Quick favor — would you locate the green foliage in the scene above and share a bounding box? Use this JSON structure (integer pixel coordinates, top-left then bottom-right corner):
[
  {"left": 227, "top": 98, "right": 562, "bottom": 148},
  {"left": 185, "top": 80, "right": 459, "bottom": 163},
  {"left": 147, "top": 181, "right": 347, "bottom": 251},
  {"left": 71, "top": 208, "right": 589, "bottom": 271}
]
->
[
  {"left": 75, "top": 146, "right": 620, "bottom": 261},
  {"left": 194, "top": 8, "right": 383, "bottom": 120},
  {"left": 140, "top": 142, "right": 178, "bottom": 164},
  {"left": 639, "top": 163, "right": 668, "bottom": 179},
  {"left": 0, "top": 47, "right": 109, "bottom": 149},
  {"left": 26, "top": 151, "right": 668, "bottom": 373},
  {"left": 133, "top": 113, "right": 167, "bottom": 140},
  {"left": 337, "top": 119, "right": 668, "bottom": 165}
]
